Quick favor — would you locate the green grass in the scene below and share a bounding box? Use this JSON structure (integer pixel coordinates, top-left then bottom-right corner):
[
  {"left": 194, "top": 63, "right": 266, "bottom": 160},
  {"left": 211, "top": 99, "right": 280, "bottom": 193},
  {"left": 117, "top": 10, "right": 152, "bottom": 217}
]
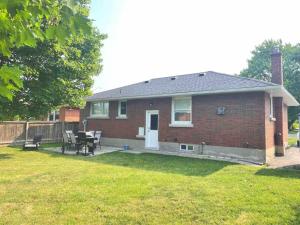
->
[
  {"left": 1, "top": 147, "right": 300, "bottom": 225},
  {"left": 40, "top": 142, "right": 62, "bottom": 149},
  {"left": 289, "top": 137, "right": 298, "bottom": 146}
]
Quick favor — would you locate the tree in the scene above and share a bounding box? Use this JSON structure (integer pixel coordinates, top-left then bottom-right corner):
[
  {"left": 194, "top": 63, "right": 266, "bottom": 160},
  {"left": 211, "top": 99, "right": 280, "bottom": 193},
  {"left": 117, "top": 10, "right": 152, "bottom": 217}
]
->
[
  {"left": 240, "top": 40, "right": 300, "bottom": 129},
  {"left": 0, "top": 28, "right": 105, "bottom": 120},
  {"left": 0, "top": 0, "right": 92, "bottom": 100}
]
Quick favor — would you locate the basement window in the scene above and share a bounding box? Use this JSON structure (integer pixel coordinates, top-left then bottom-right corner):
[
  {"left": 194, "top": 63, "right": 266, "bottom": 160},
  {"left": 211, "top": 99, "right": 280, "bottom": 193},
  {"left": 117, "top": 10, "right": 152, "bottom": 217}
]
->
[{"left": 180, "top": 144, "right": 194, "bottom": 151}]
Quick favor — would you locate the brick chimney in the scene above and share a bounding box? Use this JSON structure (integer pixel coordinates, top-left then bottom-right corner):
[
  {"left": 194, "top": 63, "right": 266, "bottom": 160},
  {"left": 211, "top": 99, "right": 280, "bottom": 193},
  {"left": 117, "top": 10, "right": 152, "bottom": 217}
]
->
[
  {"left": 271, "top": 48, "right": 283, "bottom": 85},
  {"left": 271, "top": 48, "right": 286, "bottom": 156}
]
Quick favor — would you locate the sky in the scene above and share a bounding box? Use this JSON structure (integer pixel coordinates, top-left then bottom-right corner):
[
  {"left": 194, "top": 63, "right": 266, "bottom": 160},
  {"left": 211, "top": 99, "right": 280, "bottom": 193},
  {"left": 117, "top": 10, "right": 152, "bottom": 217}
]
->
[{"left": 90, "top": 0, "right": 300, "bottom": 93}]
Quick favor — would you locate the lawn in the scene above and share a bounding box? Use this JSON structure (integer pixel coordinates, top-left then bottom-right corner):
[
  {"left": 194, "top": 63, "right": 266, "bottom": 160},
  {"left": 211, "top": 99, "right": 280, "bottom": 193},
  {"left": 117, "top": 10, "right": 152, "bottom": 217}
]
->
[
  {"left": 289, "top": 137, "right": 298, "bottom": 146},
  {"left": 1, "top": 147, "right": 300, "bottom": 225}
]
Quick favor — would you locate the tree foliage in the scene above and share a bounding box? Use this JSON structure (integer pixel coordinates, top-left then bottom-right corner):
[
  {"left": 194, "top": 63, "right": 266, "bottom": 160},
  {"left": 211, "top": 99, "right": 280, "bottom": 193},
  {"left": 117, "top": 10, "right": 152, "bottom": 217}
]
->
[
  {"left": 240, "top": 40, "right": 300, "bottom": 128},
  {"left": 0, "top": 0, "right": 92, "bottom": 100},
  {"left": 0, "top": 29, "right": 105, "bottom": 120},
  {"left": 0, "top": 0, "right": 105, "bottom": 120}
]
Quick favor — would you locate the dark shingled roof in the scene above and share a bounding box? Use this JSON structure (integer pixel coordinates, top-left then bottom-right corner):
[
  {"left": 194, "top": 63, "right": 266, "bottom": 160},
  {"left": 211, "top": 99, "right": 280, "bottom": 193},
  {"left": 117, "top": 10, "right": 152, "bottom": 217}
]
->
[{"left": 87, "top": 71, "right": 278, "bottom": 101}]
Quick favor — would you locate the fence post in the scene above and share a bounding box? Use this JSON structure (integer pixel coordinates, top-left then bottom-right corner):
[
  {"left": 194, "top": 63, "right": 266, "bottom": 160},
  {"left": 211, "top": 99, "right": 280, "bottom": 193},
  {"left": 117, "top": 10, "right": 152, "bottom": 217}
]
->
[
  {"left": 61, "top": 121, "right": 65, "bottom": 136},
  {"left": 25, "top": 121, "right": 29, "bottom": 142}
]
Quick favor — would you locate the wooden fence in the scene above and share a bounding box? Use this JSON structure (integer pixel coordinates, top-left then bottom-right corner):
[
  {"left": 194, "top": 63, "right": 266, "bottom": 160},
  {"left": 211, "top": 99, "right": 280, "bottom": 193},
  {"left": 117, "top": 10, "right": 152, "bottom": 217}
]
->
[{"left": 0, "top": 121, "right": 79, "bottom": 145}]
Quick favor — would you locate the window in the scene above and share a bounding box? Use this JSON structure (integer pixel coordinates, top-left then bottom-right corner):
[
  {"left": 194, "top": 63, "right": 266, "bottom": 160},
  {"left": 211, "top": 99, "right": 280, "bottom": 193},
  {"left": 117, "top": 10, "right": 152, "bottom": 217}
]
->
[
  {"left": 187, "top": 145, "right": 194, "bottom": 151},
  {"left": 269, "top": 95, "right": 274, "bottom": 118},
  {"left": 150, "top": 114, "right": 158, "bottom": 130},
  {"left": 171, "top": 96, "right": 192, "bottom": 125},
  {"left": 118, "top": 101, "right": 127, "bottom": 117},
  {"left": 180, "top": 144, "right": 194, "bottom": 151},
  {"left": 90, "top": 101, "right": 109, "bottom": 117},
  {"left": 48, "top": 111, "right": 59, "bottom": 121},
  {"left": 180, "top": 144, "right": 187, "bottom": 151}
]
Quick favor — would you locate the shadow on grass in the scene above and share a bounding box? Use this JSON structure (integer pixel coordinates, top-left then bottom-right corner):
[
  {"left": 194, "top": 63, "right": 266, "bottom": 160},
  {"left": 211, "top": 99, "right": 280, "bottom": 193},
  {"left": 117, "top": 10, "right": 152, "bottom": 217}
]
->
[
  {"left": 0, "top": 153, "right": 12, "bottom": 160},
  {"left": 255, "top": 167, "right": 300, "bottom": 179},
  {"left": 291, "top": 206, "right": 300, "bottom": 225},
  {"left": 38, "top": 150, "right": 235, "bottom": 177}
]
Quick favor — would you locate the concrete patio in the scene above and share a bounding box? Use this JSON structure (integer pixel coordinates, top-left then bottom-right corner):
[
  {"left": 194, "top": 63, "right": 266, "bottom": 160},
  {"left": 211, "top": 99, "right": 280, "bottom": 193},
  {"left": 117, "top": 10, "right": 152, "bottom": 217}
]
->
[
  {"left": 268, "top": 147, "right": 300, "bottom": 169},
  {"left": 42, "top": 145, "right": 261, "bottom": 165},
  {"left": 42, "top": 144, "right": 300, "bottom": 169},
  {"left": 43, "top": 146, "right": 122, "bottom": 156}
]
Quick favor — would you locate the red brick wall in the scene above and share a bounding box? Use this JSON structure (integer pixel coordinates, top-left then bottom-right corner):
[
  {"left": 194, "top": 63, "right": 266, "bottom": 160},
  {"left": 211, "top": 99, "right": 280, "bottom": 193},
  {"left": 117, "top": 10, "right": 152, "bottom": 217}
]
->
[{"left": 85, "top": 92, "right": 268, "bottom": 149}]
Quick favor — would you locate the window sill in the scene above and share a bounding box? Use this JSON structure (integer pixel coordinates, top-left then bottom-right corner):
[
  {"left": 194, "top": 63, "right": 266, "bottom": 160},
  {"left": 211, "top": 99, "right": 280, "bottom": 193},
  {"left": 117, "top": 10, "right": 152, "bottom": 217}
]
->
[
  {"left": 116, "top": 116, "right": 128, "bottom": 120},
  {"left": 169, "top": 123, "right": 194, "bottom": 128},
  {"left": 87, "top": 116, "right": 110, "bottom": 119},
  {"left": 135, "top": 135, "right": 145, "bottom": 139}
]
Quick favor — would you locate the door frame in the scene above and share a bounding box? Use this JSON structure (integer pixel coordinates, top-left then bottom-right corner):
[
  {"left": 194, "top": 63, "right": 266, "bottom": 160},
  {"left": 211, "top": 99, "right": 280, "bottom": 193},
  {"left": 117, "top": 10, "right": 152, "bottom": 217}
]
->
[{"left": 145, "top": 110, "right": 159, "bottom": 150}]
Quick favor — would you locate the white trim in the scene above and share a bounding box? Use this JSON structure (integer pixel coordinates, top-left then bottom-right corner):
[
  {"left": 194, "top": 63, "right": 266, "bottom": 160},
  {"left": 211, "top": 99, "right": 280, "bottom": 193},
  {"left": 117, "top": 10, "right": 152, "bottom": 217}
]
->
[
  {"left": 280, "top": 86, "right": 299, "bottom": 106},
  {"left": 269, "top": 94, "right": 274, "bottom": 118},
  {"left": 87, "top": 116, "right": 110, "bottom": 119},
  {"left": 135, "top": 135, "right": 145, "bottom": 139},
  {"left": 180, "top": 144, "right": 187, "bottom": 151},
  {"left": 268, "top": 94, "right": 276, "bottom": 121},
  {"left": 171, "top": 96, "right": 192, "bottom": 126},
  {"left": 116, "top": 116, "right": 128, "bottom": 119},
  {"left": 169, "top": 123, "right": 194, "bottom": 128},
  {"left": 179, "top": 144, "right": 195, "bottom": 151},
  {"left": 145, "top": 110, "right": 159, "bottom": 150}
]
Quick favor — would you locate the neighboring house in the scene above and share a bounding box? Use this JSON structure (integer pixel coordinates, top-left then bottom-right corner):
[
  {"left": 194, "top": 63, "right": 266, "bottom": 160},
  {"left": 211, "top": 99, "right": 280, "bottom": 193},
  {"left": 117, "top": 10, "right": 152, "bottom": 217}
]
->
[
  {"left": 81, "top": 50, "right": 299, "bottom": 163},
  {"left": 48, "top": 107, "right": 80, "bottom": 122}
]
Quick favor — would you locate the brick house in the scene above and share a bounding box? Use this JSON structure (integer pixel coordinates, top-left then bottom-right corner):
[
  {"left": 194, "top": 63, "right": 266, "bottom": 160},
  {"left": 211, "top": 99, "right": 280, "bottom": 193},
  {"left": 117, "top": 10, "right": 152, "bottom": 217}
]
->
[{"left": 81, "top": 50, "right": 299, "bottom": 163}]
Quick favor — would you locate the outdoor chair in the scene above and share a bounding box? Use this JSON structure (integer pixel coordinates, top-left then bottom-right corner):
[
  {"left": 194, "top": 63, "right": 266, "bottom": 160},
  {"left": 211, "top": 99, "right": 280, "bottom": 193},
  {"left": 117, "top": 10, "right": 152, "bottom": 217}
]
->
[
  {"left": 70, "top": 133, "right": 82, "bottom": 154},
  {"left": 61, "top": 132, "right": 71, "bottom": 154},
  {"left": 23, "top": 135, "right": 43, "bottom": 150},
  {"left": 65, "top": 130, "right": 73, "bottom": 141},
  {"left": 94, "top": 131, "right": 102, "bottom": 150}
]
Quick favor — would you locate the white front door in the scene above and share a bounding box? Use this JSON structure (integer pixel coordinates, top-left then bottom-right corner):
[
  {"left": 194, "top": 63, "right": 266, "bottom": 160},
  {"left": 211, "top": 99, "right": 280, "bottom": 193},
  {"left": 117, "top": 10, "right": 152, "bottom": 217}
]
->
[{"left": 145, "top": 110, "right": 159, "bottom": 149}]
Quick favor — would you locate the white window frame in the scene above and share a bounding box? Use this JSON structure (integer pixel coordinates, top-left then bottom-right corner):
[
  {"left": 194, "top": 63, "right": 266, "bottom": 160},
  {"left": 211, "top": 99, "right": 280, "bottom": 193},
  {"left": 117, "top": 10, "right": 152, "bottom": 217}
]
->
[
  {"left": 180, "top": 144, "right": 187, "bottom": 151},
  {"left": 117, "top": 100, "right": 127, "bottom": 118},
  {"left": 90, "top": 101, "right": 109, "bottom": 118},
  {"left": 170, "top": 96, "right": 193, "bottom": 127},
  {"left": 269, "top": 94, "right": 276, "bottom": 121},
  {"left": 180, "top": 144, "right": 194, "bottom": 151}
]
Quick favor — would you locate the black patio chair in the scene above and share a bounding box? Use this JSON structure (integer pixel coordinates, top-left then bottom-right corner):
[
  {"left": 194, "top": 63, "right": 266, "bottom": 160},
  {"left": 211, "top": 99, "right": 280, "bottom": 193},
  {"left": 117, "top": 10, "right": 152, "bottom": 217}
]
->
[
  {"left": 23, "top": 135, "right": 43, "bottom": 150},
  {"left": 70, "top": 133, "right": 83, "bottom": 154},
  {"left": 61, "top": 132, "right": 71, "bottom": 154}
]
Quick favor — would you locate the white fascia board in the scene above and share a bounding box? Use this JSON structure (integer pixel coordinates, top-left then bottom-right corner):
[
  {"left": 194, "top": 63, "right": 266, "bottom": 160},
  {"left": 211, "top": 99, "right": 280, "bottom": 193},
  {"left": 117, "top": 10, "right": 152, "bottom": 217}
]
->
[
  {"left": 267, "top": 86, "right": 299, "bottom": 106},
  {"left": 280, "top": 87, "right": 299, "bottom": 106}
]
